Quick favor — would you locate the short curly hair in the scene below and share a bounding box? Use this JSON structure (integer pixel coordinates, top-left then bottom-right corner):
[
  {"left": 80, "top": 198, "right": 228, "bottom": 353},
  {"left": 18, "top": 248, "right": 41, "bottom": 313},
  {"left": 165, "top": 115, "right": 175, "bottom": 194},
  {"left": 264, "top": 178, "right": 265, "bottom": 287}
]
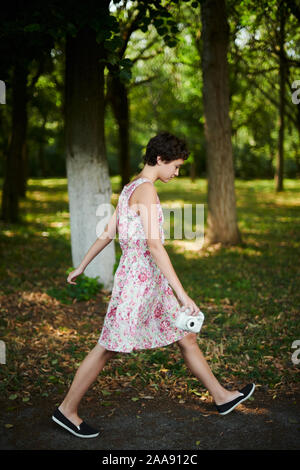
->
[{"left": 143, "top": 131, "right": 189, "bottom": 166}]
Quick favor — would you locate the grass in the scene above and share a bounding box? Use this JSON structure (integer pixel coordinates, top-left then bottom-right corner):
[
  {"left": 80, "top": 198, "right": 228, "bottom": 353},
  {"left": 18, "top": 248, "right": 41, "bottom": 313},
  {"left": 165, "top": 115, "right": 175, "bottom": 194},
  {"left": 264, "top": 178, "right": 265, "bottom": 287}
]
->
[{"left": 0, "top": 176, "right": 299, "bottom": 409}]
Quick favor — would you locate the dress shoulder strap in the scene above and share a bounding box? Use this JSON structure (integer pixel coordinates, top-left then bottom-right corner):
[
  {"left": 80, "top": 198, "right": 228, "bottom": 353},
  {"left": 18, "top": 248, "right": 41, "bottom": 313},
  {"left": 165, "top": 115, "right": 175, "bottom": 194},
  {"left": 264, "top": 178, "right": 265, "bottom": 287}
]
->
[{"left": 125, "top": 177, "right": 154, "bottom": 198}]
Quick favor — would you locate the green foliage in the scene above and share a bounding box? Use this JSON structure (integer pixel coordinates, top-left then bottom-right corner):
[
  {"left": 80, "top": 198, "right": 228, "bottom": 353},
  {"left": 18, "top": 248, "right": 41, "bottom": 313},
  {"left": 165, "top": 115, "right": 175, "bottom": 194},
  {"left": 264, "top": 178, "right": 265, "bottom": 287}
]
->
[
  {"left": 1, "top": 0, "right": 299, "bottom": 181},
  {"left": 46, "top": 269, "right": 103, "bottom": 304},
  {"left": 233, "top": 143, "right": 272, "bottom": 179}
]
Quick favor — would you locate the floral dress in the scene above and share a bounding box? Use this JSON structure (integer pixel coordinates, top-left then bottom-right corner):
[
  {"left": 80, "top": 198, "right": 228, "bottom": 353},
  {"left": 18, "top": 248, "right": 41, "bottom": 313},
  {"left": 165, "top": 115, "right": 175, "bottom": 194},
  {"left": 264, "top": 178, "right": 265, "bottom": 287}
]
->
[{"left": 98, "top": 177, "right": 190, "bottom": 353}]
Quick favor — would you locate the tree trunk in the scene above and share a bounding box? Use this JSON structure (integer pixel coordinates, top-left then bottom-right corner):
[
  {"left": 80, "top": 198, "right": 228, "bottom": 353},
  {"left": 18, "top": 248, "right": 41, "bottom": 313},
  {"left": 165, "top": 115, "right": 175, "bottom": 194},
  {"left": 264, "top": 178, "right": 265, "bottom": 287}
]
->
[
  {"left": 1, "top": 59, "right": 28, "bottom": 222},
  {"left": 65, "top": 25, "right": 115, "bottom": 291},
  {"left": 19, "top": 139, "right": 28, "bottom": 197},
  {"left": 37, "top": 116, "right": 47, "bottom": 177},
  {"left": 275, "top": 2, "right": 286, "bottom": 192},
  {"left": 201, "top": 0, "right": 242, "bottom": 246},
  {"left": 38, "top": 142, "right": 46, "bottom": 177},
  {"left": 107, "top": 70, "right": 131, "bottom": 189}
]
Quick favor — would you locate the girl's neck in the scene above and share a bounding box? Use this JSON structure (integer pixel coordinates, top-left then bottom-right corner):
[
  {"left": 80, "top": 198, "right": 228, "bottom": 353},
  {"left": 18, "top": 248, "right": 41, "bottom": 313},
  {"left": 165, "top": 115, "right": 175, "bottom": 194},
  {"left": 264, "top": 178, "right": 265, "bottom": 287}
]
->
[{"left": 135, "top": 172, "right": 157, "bottom": 183}]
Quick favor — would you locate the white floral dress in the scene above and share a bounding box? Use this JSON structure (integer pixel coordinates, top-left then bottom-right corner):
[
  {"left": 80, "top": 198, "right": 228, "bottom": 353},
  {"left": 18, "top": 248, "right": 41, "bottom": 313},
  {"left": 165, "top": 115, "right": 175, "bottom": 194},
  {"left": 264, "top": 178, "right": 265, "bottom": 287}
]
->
[{"left": 98, "top": 177, "right": 190, "bottom": 353}]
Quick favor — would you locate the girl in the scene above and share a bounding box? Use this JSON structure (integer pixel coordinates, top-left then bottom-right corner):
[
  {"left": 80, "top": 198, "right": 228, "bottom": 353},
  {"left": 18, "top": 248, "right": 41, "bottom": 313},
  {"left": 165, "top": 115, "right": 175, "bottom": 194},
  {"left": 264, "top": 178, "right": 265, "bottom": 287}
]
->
[{"left": 52, "top": 132, "right": 255, "bottom": 438}]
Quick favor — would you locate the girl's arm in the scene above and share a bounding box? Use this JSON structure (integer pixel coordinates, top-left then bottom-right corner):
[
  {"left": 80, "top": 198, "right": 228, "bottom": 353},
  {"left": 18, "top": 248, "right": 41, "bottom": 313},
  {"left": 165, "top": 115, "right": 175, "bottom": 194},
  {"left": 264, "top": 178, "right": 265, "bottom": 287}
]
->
[{"left": 67, "top": 206, "right": 118, "bottom": 284}]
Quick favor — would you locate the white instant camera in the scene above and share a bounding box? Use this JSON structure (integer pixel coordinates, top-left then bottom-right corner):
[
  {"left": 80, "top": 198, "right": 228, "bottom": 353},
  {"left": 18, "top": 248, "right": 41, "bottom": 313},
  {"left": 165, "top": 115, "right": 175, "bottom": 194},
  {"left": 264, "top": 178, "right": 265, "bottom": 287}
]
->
[{"left": 175, "top": 306, "right": 205, "bottom": 333}]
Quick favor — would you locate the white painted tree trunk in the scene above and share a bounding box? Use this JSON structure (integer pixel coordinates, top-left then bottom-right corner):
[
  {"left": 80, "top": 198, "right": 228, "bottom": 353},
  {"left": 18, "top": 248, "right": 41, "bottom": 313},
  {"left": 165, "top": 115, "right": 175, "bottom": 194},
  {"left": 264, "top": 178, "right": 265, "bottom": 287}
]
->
[
  {"left": 66, "top": 156, "right": 115, "bottom": 291},
  {"left": 65, "top": 23, "right": 115, "bottom": 292}
]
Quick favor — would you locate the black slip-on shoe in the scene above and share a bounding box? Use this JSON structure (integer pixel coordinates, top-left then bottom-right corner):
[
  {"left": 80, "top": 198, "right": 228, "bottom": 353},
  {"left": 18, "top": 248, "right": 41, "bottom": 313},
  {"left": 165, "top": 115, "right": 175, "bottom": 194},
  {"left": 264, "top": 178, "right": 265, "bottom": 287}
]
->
[
  {"left": 52, "top": 407, "right": 100, "bottom": 438},
  {"left": 215, "top": 383, "right": 256, "bottom": 416}
]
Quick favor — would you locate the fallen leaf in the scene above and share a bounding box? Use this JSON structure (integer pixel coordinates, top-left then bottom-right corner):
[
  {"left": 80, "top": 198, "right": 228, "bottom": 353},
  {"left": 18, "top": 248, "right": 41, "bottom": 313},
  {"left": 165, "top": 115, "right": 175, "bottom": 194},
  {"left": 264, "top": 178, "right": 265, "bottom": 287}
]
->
[{"left": 9, "top": 394, "right": 18, "bottom": 400}]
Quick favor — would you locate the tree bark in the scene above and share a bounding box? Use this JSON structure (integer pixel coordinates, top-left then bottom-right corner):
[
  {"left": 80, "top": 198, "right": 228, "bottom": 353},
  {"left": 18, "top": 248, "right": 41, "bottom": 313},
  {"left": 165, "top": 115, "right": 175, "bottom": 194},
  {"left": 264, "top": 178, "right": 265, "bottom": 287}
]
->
[
  {"left": 19, "top": 139, "right": 28, "bottom": 197},
  {"left": 201, "top": 0, "right": 242, "bottom": 246},
  {"left": 37, "top": 116, "right": 47, "bottom": 177},
  {"left": 65, "top": 25, "right": 115, "bottom": 291},
  {"left": 107, "top": 70, "right": 131, "bottom": 189},
  {"left": 1, "top": 59, "right": 28, "bottom": 222},
  {"left": 275, "top": 1, "right": 286, "bottom": 192}
]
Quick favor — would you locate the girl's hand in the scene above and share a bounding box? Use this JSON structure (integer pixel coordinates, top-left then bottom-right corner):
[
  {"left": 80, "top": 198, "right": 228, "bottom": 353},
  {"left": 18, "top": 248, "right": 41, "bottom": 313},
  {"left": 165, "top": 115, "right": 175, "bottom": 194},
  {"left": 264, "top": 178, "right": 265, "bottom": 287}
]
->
[
  {"left": 177, "top": 291, "right": 200, "bottom": 316},
  {"left": 67, "top": 267, "right": 84, "bottom": 285}
]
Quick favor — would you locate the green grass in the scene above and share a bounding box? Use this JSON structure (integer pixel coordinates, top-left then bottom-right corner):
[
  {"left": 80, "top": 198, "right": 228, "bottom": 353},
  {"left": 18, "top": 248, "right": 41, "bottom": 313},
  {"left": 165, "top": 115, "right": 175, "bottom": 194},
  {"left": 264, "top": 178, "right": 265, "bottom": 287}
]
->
[{"left": 0, "top": 176, "right": 299, "bottom": 406}]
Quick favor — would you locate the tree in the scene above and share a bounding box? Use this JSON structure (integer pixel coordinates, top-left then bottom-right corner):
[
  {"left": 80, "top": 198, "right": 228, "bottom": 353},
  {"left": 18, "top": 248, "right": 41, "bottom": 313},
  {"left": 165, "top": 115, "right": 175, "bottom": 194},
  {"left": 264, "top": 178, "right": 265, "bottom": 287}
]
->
[
  {"left": 275, "top": 0, "right": 288, "bottom": 191},
  {"left": 233, "top": 0, "right": 300, "bottom": 187},
  {"left": 201, "top": 0, "right": 242, "bottom": 246},
  {"left": 106, "top": 0, "right": 182, "bottom": 189},
  {"left": 0, "top": 2, "right": 53, "bottom": 222},
  {"left": 1, "top": 57, "right": 28, "bottom": 222},
  {"left": 65, "top": 19, "right": 116, "bottom": 289}
]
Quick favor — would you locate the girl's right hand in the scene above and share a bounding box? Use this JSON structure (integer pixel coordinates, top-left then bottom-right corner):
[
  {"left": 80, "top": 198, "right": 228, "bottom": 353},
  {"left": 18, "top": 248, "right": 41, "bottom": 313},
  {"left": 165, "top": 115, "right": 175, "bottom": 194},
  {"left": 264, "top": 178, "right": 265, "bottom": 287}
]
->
[
  {"left": 177, "top": 291, "right": 200, "bottom": 316},
  {"left": 67, "top": 267, "right": 84, "bottom": 285}
]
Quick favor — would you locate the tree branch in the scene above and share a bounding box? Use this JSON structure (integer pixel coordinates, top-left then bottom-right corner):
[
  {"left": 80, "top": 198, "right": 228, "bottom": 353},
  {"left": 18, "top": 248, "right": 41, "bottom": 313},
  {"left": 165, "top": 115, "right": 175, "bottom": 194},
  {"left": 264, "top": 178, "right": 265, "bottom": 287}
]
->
[{"left": 127, "top": 74, "right": 159, "bottom": 90}]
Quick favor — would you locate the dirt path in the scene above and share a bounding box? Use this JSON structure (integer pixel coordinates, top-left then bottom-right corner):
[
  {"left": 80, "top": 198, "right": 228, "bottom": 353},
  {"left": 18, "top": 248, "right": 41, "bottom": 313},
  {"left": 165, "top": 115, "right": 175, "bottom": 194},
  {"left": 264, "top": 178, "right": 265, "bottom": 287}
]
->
[{"left": 0, "top": 390, "right": 299, "bottom": 451}]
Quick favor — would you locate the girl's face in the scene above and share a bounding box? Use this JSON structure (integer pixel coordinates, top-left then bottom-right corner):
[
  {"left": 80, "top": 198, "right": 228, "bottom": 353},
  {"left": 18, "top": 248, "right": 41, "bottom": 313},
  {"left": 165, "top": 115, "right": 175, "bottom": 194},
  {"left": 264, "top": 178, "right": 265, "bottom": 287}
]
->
[{"left": 158, "top": 157, "right": 185, "bottom": 182}]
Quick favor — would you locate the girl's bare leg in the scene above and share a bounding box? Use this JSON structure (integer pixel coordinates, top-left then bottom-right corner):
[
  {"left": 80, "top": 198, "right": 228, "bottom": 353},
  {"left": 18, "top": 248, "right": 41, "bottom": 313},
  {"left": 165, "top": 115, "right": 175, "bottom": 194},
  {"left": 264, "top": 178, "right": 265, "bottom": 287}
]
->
[
  {"left": 177, "top": 333, "right": 242, "bottom": 405},
  {"left": 58, "top": 343, "right": 118, "bottom": 426}
]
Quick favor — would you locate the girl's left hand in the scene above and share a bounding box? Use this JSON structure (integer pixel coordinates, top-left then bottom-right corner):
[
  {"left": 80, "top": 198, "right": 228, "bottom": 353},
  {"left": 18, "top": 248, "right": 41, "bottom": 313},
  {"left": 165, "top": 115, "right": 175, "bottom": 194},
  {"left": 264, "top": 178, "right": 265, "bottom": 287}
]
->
[{"left": 67, "top": 267, "right": 83, "bottom": 285}]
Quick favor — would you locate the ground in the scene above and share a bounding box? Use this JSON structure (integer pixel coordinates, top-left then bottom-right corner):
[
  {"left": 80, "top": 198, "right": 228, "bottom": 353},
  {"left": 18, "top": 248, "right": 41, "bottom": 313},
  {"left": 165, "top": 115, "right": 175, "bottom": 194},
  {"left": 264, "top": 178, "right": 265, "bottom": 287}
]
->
[{"left": 0, "top": 388, "right": 299, "bottom": 451}]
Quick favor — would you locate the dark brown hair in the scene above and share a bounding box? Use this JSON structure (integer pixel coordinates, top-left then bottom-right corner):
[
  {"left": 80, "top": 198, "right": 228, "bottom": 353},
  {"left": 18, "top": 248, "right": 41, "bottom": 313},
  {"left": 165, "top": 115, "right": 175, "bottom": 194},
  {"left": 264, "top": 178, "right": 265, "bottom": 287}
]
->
[{"left": 143, "top": 131, "right": 189, "bottom": 166}]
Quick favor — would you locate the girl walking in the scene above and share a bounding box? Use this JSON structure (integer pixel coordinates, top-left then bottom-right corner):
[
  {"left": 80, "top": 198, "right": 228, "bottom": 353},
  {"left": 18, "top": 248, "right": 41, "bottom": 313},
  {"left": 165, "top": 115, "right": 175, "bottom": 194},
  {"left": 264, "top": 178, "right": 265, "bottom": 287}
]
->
[{"left": 52, "top": 132, "right": 255, "bottom": 438}]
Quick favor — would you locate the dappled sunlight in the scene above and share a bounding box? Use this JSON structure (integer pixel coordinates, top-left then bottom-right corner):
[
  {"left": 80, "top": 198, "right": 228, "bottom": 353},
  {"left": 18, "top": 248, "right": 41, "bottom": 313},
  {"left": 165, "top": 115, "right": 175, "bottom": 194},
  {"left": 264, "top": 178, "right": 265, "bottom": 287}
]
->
[
  {"left": 19, "top": 290, "right": 61, "bottom": 306},
  {"left": 239, "top": 247, "right": 262, "bottom": 257},
  {"left": 25, "top": 190, "right": 69, "bottom": 204},
  {"left": 49, "top": 221, "right": 64, "bottom": 228},
  {"left": 44, "top": 324, "right": 79, "bottom": 340},
  {"left": 162, "top": 201, "right": 185, "bottom": 208},
  {"left": 171, "top": 240, "right": 233, "bottom": 258},
  {"left": 235, "top": 404, "right": 270, "bottom": 416},
  {"left": 171, "top": 239, "right": 206, "bottom": 256},
  {"left": 27, "top": 178, "right": 68, "bottom": 189},
  {"left": 2, "top": 230, "right": 15, "bottom": 237},
  {"left": 170, "top": 236, "right": 266, "bottom": 259}
]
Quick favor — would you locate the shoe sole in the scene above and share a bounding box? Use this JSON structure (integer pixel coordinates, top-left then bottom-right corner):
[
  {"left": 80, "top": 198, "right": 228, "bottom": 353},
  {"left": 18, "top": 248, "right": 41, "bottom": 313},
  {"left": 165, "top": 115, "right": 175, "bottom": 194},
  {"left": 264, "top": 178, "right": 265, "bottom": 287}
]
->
[
  {"left": 218, "top": 383, "right": 256, "bottom": 416},
  {"left": 52, "top": 416, "right": 100, "bottom": 438}
]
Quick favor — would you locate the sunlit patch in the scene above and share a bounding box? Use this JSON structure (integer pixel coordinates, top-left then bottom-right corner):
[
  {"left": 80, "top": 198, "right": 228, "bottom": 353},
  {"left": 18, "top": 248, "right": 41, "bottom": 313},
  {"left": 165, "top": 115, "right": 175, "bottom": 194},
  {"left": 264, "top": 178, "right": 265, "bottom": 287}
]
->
[
  {"left": 20, "top": 291, "right": 60, "bottom": 306},
  {"left": 47, "top": 325, "right": 78, "bottom": 338},
  {"left": 2, "top": 231, "right": 15, "bottom": 237},
  {"left": 233, "top": 404, "right": 269, "bottom": 416},
  {"left": 49, "top": 222, "right": 64, "bottom": 228},
  {"left": 171, "top": 239, "right": 205, "bottom": 255}
]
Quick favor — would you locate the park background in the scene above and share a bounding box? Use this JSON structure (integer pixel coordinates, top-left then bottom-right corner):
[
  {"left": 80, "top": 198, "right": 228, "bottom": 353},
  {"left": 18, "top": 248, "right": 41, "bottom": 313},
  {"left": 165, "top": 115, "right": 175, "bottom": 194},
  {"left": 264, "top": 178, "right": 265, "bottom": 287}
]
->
[{"left": 0, "top": 0, "right": 299, "bottom": 436}]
